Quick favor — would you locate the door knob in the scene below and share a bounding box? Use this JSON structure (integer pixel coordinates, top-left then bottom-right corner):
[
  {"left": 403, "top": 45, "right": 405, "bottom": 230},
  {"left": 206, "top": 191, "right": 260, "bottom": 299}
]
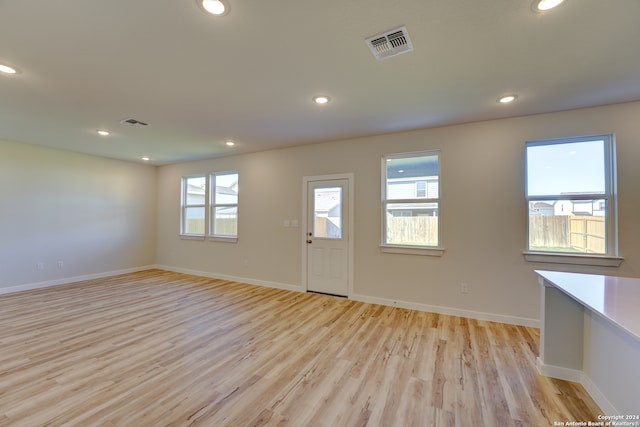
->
[{"left": 306, "top": 239, "right": 312, "bottom": 244}]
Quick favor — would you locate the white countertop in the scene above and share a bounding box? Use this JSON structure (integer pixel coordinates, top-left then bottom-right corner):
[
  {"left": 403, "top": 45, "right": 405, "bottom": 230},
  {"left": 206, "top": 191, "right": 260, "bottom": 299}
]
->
[{"left": 535, "top": 270, "right": 640, "bottom": 341}]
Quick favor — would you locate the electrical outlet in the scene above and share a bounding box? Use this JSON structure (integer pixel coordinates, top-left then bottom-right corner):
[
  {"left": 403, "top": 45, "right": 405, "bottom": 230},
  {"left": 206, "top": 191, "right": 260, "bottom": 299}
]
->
[
  {"left": 460, "top": 283, "right": 469, "bottom": 294},
  {"left": 57, "top": 261, "right": 64, "bottom": 269},
  {"left": 36, "top": 262, "right": 44, "bottom": 271}
]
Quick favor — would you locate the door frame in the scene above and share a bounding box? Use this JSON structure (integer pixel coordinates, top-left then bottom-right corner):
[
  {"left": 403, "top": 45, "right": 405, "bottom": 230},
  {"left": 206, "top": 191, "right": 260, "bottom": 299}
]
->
[{"left": 301, "top": 173, "right": 354, "bottom": 297}]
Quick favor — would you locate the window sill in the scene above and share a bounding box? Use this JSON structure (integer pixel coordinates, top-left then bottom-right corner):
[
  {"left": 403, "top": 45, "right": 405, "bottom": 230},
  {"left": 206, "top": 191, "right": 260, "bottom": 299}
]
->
[
  {"left": 208, "top": 236, "right": 238, "bottom": 243},
  {"left": 380, "top": 245, "right": 445, "bottom": 257},
  {"left": 179, "top": 235, "right": 238, "bottom": 243},
  {"left": 523, "top": 251, "right": 623, "bottom": 267},
  {"left": 180, "top": 234, "right": 205, "bottom": 241}
]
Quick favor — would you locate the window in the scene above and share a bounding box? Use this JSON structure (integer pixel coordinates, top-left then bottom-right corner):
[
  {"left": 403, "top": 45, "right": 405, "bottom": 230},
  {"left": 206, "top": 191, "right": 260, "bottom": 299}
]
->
[
  {"left": 313, "top": 186, "right": 343, "bottom": 239},
  {"left": 181, "top": 175, "right": 206, "bottom": 236},
  {"left": 180, "top": 171, "right": 238, "bottom": 241},
  {"left": 382, "top": 151, "right": 442, "bottom": 255},
  {"left": 525, "top": 134, "right": 620, "bottom": 265},
  {"left": 210, "top": 171, "right": 238, "bottom": 238}
]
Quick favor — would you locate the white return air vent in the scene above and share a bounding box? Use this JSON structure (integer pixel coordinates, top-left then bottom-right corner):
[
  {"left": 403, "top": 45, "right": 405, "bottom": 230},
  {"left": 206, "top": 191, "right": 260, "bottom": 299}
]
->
[{"left": 366, "top": 26, "right": 413, "bottom": 60}]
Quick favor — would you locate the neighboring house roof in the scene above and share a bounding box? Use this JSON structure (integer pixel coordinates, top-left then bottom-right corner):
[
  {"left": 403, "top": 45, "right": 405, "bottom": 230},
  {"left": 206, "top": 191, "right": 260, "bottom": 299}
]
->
[
  {"left": 187, "top": 183, "right": 238, "bottom": 197},
  {"left": 187, "top": 183, "right": 205, "bottom": 196}
]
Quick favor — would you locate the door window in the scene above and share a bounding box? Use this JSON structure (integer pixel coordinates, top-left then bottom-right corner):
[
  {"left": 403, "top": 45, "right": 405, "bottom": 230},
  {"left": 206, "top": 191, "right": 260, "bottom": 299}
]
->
[{"left": 313, "top": 187, "right": 342, "bottom": 239}]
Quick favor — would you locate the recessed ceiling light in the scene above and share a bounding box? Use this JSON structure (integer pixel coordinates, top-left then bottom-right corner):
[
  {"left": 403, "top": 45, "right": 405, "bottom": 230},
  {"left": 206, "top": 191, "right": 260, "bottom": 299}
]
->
[
  {"left": 532, "top": 0, "right": 566, "bottom": 13},
  {"left": 0, "top": 63, "right": 19, "bottom": 75},
  {"left": 225, "top": 141, "right": 235, "bottom": 146},
  {"left": 97, "top": 130, "right": 110, "bottom": 136},
  {"left": 141, "top": 157, "right": 150, "bottom": 161},
  {"left": 497, "top": 95, "right": 518, "bottom": 104},
  {"left": 313, "top": 96, "right": 330, "bottom": 105},
  {"left": 198, "top": 0, "right": 229, "bottom": 16}
]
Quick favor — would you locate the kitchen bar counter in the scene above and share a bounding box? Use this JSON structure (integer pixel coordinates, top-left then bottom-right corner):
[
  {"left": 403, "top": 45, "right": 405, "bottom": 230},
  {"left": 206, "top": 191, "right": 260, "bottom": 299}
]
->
[{"left": 536, "top": 270, "right": 640, "bottom": 415}]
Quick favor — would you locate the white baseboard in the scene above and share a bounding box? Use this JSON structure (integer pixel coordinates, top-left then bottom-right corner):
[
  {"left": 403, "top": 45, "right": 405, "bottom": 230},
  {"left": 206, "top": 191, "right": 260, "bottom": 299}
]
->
[
  {"left": 0, "top": 265, "right": 157, "bottom": 296},
  {"left": 581, "top": 373, "right": 619, "bottom": 416},
  {"left": 351, "top": 293, "right": 540, "bottom": 328},
  {"left": 535, "top": 357, "right": 583, "bottom": 382},
  {"left": 1, "top": 265, "right": 538, "bottom": 328},
  {"left": 537, "top": 358, "right": 620, "bottom": 416},
  {"left": 150, "top": 266, "right": 541, "bottom": 327},
  {"left": 156, "top": 265, "right": 304, "bottom": 293}
]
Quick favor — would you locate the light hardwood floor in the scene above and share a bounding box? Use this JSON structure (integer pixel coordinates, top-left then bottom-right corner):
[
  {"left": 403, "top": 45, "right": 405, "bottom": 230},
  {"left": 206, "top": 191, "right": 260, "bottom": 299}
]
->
[{"left": 0, "top": 270, "right": 600, "bottom": 426}]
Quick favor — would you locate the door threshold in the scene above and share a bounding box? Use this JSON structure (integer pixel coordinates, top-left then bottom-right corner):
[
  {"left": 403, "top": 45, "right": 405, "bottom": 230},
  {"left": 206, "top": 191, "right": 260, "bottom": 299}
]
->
[{"left": 307, "top": 290, "right": 348, "bottom": 298}]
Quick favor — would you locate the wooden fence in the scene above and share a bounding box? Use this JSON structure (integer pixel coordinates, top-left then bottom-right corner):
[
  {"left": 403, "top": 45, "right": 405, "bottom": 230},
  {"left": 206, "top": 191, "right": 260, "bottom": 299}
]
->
[
  {"left": 386, "top": 216, "right": 438, "bottom": 246},
  {"left": 189, "top": 215, "right": 603, "bottom": 252},
  {"left": 186, "top": 218, "right": 237, "bottom": 236},
  {"left": 529, "top": 216, "right": 605, "bottom": 253},
  {"left": 186, "top": 219, "right": 204, "bottom": 234}
]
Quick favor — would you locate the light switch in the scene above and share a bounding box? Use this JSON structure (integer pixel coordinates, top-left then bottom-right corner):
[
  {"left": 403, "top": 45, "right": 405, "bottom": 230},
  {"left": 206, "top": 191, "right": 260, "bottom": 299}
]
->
[
  {"left": 291, "top": 219, "right": 299, "bottom": 228},
  {"left": 283, "top": 219, "right": 290, "bottom": 227}
]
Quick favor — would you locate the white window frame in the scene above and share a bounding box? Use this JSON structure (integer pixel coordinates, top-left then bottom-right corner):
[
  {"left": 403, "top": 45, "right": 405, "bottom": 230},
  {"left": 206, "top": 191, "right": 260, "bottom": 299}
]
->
[
  {"left": 381, "top": 150, "right": 444, "bottom": 256},
  {"left": 524, "top": 134, "right": 622, "bottom": 267},
  {"left": 209, "top": 171, "right": 239, "bottom": 242},
  {"left": 180, "top": 174, "right": 207, "bottom": 239},
  {"left": 180, "top": 171, "right": 239, "bottom": 243}
]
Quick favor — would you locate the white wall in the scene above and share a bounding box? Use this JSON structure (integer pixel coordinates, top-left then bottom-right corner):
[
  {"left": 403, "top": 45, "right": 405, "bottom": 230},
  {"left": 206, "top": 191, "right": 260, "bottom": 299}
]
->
[
  {"left": 0, "top": 139, "right": 157, "bottom": 290},
  {"left": 156, "top": 101, "right": 640, "bottom": 325}
]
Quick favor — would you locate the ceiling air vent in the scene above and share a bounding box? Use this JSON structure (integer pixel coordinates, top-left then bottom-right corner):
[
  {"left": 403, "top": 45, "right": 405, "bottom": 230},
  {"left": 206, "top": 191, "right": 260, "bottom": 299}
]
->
[
  {"left": 120, "top": 118, "right": 149, "bottom": 127},
  {"left": 366, "top": 26, "right": 413, "bottom": 60}
]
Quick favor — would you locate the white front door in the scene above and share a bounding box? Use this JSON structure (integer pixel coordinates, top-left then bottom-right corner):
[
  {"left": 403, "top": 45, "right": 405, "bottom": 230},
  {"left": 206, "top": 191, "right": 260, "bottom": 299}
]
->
[{"left": 305, "top": 178, "right": 350, "bottom": 297}]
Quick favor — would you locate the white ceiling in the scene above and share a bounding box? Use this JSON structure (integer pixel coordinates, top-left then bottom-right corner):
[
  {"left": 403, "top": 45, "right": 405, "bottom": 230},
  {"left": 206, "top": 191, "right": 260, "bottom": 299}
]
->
[{"left": 1, "top": 0, "right": 639, "bottom": 165}]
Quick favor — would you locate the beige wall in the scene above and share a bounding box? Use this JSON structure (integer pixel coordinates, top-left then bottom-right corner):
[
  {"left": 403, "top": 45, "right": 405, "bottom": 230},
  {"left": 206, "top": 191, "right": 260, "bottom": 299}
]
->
[
  {"left": 156, "top": 101, "right": 640, "bottom": 324},
  {"left": 3, "top": 101, "right": 639, "bottom": 323},
  {"left": 0, "top": 139, "right": 157, "bottom": 289}
]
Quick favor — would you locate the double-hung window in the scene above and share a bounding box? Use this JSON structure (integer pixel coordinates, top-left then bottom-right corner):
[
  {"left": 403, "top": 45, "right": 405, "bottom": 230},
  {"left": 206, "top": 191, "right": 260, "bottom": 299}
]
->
[
  {"left": 180, "top": 171, "right": 239, "bottom": 241},
  {"left": 381, "top": 150, "right": 442, "bottom": 255},
  {"left": 210, "top": 171, "right": 238, "bottom": 239},
  {"left": 525, "top": 134, "right": 620, "bottom": 265},
  {"left": 181, "top": 175, "right": 206, "bottom": 237}
]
